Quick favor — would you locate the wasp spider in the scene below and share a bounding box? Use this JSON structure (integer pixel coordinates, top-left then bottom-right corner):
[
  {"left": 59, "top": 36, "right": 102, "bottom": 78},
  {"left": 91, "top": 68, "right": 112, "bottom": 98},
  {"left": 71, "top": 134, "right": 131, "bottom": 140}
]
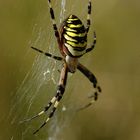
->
[{"left": 23, "top": 0, "right": 101, "bottom": 134}]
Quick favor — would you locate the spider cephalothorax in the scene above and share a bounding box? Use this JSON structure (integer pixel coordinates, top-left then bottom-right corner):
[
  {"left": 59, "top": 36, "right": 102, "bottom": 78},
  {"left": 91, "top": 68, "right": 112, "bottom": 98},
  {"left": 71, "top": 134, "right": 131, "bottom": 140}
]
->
[{"left": 22, "top": 0, "right": 101, "bottom": 134}]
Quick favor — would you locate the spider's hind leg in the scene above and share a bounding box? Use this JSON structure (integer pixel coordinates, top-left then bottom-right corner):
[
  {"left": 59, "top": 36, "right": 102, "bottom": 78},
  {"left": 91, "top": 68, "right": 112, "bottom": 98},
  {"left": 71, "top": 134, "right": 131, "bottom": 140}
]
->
[
  {"left": 85, "top": 31, "right": 96, "bottom": 54},
  {"left": 48, "top": 0, "right": 64, "bottom": 55},
  {"left": 86, "top": 0, "right": 91, "bottom": 32},
  {"left": 77, "top": 63, "right": 101, "bottom": 110}
]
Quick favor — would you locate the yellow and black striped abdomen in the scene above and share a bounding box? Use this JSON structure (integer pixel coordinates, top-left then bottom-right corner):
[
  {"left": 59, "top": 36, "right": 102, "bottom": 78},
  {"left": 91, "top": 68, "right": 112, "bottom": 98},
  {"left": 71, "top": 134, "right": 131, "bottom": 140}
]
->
[{"left": 62, "top": 15, "right": 87, "bottom": 57}]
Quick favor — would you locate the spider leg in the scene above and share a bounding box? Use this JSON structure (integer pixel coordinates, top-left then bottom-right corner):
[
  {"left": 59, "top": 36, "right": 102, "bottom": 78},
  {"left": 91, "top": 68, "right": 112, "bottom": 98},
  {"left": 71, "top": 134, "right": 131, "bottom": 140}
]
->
[
  {"left": 77, "top": 63, "right": 101, "bottom": 110},
  {"left": 20, "top": 95, "right": 58, "bottom": 123},
  {"left": 86, "top": 0, "right": 91, "bottom": 32},
  {"left": 85, "top": 31, "right": 96, "bottom": 53},
  {"left": 86, "top": 0, "right": 96, "bottom": 54},
  {"left": 33, "top": 63, "right": 68, "bottom": 134},
  {"left": 48, "top": 0, "right": 64, "bottom": 56},
  {"left": 31, "top": 46, "right": 63, "bottom": 61}
]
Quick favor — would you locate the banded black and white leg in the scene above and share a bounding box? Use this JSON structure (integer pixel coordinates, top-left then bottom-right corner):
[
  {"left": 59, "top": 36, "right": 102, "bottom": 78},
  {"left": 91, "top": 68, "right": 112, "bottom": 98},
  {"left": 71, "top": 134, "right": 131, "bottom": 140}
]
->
[
  {"left": 85, "top": 0, "right": 97, "bottom": 53},
  {"left": 31, "top": 46, "right": 63, "bottom": 61},
  {"left": 21, "top": 63, "right": 68, "bottom": 134},
  {"left": 33, "top": 63, "right": 68, "bottom": 134},
  {"left": 85, "top": 31, "right": 96, "bottom": 53},
  {"left": 86, "top": 0, "right": 91, "bottom": 33},
  {"left": 48, "top": 0, "right": 64, "bottom": 55},
  {"left": 77, "top": 63, "right": 101, "bottom": 110}
]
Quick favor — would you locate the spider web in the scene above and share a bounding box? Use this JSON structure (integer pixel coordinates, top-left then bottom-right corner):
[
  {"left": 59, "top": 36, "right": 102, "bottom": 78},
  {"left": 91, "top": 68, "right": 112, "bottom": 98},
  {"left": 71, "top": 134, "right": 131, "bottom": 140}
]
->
[{"left": 8, "top": 0, "right": 89, "bottom": 140}]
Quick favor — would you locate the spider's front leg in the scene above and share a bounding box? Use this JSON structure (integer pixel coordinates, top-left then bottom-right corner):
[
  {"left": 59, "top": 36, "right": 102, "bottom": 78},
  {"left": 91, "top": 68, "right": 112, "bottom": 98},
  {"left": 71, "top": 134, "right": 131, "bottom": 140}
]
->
[
  {"left": 33, "top": 63, "right": 68, "bottom": 134},
  {"left": 77, "top": 63, "right": 101, "bottom": 110}
]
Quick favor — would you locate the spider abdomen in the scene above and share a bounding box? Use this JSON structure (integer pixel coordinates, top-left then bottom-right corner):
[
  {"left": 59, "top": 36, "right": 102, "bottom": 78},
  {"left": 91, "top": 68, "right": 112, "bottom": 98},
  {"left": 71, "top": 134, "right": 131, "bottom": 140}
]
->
[{"left": 61, "top": 15, "right": 87, "bottom": 57}]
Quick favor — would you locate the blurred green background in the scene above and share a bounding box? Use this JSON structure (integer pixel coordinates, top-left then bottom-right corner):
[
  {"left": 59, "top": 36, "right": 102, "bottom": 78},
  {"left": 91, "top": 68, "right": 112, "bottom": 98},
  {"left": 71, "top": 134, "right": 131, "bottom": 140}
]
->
[{"left": 0, "top": 0, "right": 140, "bottom": 140}]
